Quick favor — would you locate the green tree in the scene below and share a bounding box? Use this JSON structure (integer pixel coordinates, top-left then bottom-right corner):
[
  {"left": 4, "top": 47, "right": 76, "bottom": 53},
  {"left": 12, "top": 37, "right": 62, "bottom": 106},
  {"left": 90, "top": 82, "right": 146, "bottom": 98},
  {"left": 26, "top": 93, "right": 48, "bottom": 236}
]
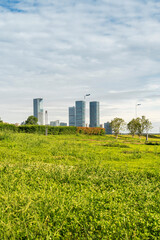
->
[
  {"left": 141, "top": 116, "right": 152, "bottom": 140},
  {"left": 25, "top": 116, "right": 38, "bottom": 125},
  {"left": 127, "top": 118, "right": 139, "bottom": 137},
  {"left": 110, "top": 117, "right": 126, "bottom": 139},
  {"left": 136, "top": 116, "right": 152, "bottom": 139}
]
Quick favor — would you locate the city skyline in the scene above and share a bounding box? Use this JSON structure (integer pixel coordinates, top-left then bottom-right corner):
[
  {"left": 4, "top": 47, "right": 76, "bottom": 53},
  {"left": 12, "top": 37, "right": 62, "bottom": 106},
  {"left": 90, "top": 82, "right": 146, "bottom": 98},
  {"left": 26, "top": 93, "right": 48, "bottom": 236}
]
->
[{"left": 0, "top": 1, "right": 160, "bottom": 131}]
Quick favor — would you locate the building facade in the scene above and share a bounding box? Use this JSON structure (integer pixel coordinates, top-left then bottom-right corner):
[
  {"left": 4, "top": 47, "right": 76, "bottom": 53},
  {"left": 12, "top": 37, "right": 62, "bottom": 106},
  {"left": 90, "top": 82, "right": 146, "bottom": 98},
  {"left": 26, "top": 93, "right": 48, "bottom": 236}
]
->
[
  {"left": 69, "top": 107, "right": 76, "bottom": 126},
  {"left": 33, "top": 98, "right": 43, "bottom": 125},
  {"left": 104, "top": 122, "right": 112, "bottom": 134},
  {"left": 75, "top": 101, "right": 85, "bottom": 127},
  {"left": 89, "top": 101, "right": 100, "bottom": 127},
  {"left": 60, "top": 122, "right": 67, "bottom": 126},
  {"left": 50, "top": 120, "right": 60, "bottom": 126}
]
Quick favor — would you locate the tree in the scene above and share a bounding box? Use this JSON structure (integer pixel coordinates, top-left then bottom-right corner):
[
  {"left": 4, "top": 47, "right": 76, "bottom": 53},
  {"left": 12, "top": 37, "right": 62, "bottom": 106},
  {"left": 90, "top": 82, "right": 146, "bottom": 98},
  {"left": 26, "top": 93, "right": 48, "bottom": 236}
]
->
[
  {"left": 110, "top": 117, "right": 126, "bottom": 139},
  {"left": 127, "top": 118, "right": 139, "bottom": 137},
  {"left": 141, "top": 116, "right": 152, "bottom": 141},
  {"left": 136, "top": 116, "right": 152, "bottom": 139},
  {"left": 25, "top": 115, "right": 38, "bottom": 125},
  {"left": 135, "top": 117, "right": 142, "bottom": 138}
]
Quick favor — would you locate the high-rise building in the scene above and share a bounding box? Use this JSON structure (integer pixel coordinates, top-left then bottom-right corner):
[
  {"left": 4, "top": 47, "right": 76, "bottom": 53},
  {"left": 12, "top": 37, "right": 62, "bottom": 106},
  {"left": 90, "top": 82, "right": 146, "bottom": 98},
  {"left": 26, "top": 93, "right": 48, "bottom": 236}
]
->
[
  {"left": 104, "top": 122, "right": 112, "bottom": 134},
  {"left": 33, "top": 98, "right": 43, "bottom": 125},
  {"left": 76, "top": 101, "right": 85, "bottom": 127},
  {"left": 89, "top": 101, "right": 100, "bottom": 127},
  {"left": 69, "top": 107, "right": 76, "bottom": 126}
]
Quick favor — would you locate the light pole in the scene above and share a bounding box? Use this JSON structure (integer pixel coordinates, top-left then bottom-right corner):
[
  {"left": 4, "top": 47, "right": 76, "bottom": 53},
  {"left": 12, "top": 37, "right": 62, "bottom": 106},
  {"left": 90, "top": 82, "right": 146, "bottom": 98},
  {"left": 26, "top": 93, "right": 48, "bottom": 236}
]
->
[
  {"left": 135, "top": 103, "right": 141, "bottom": 118},
  {"left": 84, "top": 94, "right": 90, "bottom": 100}
]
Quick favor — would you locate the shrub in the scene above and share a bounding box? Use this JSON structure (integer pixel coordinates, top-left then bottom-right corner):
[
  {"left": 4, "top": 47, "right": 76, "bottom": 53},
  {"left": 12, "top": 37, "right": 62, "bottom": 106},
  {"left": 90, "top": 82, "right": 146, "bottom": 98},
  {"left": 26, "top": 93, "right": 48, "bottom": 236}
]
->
[
  {"left": 18, "top": 125, "right": 45, "bottom": 134},
  {"left": 145, "top": 141, "right": 160, "bottom": 145},
  {"left": 0, "top": 123, "right": 105, "bottom": 136},
  {"left": 47, "top": 126, "right": 77, "bottom": 135},
  {"left": 77, "top": 127, "right": 105, "bottom": 135},
  {"left": 0, "top": 123, "right": 18, "bottom": 132},
  {"left": 18, "top": 125, "right": 77, "bottom": 135}
]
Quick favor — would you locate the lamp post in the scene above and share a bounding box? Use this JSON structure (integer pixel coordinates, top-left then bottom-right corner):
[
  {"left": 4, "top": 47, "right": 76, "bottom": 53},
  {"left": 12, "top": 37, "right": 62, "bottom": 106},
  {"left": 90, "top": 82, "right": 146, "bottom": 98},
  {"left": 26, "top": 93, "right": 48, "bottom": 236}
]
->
[
  {"left": 84, "top": 94, "right": 90, "bottom": 100},
  {"left": 135, "top": 103, "right": 141, "bottom": 118}
]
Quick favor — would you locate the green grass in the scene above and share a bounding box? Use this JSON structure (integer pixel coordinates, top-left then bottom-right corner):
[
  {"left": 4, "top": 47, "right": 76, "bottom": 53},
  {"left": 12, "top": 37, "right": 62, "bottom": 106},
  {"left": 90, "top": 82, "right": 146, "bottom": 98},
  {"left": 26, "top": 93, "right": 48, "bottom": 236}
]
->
[{"left": 0, "top": 131, "right": 160, "bottom": 239}]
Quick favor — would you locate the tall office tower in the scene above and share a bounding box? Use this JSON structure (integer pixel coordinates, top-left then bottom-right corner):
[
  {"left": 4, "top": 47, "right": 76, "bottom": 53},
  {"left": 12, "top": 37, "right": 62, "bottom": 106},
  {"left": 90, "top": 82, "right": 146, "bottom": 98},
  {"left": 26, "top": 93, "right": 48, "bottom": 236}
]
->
[
  {"left": 104, "top": 122, "right": 112, "bottom": 134},
  {"left": 76, "top": 101, "right": 86, "bottom": 127},
  {"left": 69, "top": 106, "right": 76, "bottom": 126},
  {"left": 33, "top": 98, "right": 44, "bottom": 125},
  {"left": 89, "top": 101, "right": 100, "bottom": 127}
]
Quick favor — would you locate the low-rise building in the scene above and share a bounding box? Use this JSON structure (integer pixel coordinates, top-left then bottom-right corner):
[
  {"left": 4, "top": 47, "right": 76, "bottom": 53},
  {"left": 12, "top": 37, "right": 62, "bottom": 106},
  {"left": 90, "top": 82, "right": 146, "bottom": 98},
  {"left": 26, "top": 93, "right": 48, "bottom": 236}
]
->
[
  {"left": 104, "top": 122, "right": 112, "bottom": 134},
  {"left": 50, "top": 120, "right": 60, "bottom": 126}
]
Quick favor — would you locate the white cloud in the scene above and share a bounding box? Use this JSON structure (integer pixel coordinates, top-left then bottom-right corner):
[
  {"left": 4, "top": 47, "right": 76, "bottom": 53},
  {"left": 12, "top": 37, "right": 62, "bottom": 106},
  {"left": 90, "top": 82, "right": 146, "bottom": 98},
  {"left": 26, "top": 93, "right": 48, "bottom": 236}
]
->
[{"left": 0, "top": 0, "right": 160, "bottom": 131}]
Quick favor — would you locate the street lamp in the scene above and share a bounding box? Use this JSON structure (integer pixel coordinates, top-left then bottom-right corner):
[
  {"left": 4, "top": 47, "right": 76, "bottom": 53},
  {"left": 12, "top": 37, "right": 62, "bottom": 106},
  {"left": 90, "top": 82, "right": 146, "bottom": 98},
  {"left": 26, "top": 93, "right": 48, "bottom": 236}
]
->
[
  {"left": 135, "top": 103, "right": 141, "bottom": 118},
  {"left": 84, "top": 94, "right": 90, "bottom": 100}
]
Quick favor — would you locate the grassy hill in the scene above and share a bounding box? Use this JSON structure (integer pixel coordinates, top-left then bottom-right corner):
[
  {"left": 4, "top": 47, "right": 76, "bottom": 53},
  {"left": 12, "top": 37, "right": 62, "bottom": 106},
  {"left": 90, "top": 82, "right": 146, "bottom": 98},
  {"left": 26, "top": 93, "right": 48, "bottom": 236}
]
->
[{"left": 0, "top": 131, "right": 160, "bottom": 239}]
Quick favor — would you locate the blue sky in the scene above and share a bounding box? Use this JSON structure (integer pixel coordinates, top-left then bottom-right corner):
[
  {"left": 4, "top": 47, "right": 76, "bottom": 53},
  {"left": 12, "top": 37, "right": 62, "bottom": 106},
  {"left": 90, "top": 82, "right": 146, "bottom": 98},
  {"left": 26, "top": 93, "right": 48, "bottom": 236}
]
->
[{"left": 0, "top": 0, "right": 160, "bottom": 130}]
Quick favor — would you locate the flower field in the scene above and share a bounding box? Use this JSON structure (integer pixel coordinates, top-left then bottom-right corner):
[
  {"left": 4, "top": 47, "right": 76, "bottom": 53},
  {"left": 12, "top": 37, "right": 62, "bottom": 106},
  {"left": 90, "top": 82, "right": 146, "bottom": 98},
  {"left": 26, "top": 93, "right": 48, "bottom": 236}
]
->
[{"left": 0, "top": 131, "right": 160, "bottom": 239}]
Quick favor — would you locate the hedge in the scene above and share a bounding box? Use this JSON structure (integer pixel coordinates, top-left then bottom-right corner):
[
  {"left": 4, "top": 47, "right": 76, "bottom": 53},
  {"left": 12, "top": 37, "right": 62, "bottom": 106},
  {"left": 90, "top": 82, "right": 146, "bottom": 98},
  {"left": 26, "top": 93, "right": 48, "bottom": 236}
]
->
[
  {"left": 0, "top": 123, "right": 18, "bottom": 132},
  {"left": 77, "top": 127, "right": 105, "bottom": 135},
  {"left": 18, "top": 125, "right": 77, "bottom": 135},
  {"left": 0, "top": 123, "right": 105, "bottom": 135}
]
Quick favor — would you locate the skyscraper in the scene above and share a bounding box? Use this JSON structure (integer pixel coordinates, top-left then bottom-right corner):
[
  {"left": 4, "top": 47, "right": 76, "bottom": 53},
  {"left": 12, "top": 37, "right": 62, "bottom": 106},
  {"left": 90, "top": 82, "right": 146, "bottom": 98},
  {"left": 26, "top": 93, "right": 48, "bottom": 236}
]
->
[
  {"left": 76, "top": 101, "right": 85, "bottom": 127},
  {"left": 33, "top": 98, "right": 43, "bottom": 125},
  {"left": 69, "top": 107, "right": 76, "bottom": 126},
  {"left": 89, "top": 101, "right": 100, "bottom": 127}
]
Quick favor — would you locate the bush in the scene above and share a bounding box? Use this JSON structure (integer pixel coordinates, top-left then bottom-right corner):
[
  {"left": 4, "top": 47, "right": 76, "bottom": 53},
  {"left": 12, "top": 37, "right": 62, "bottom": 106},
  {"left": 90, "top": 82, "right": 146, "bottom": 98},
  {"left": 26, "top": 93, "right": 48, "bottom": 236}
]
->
[
  {"left": 145, "top": 141, "right": 160, "bottom": 145},
  {"left": 77, "top": 127, "right": 105, "bottom": 135},
  {"left": 18, "top": 125, "right": 77, "bottom": 135},
  {"left": 0, "top": 123, "right": 18, "bottom": 132},
  {"left": 0, "top": 123, "right": 105, "bottom": 136},
  {"left": 47, "top": 126, "right": 77, "bottom": 135},
  {"left": 18, "top": 125, "right": 45, "bottom": 134}
]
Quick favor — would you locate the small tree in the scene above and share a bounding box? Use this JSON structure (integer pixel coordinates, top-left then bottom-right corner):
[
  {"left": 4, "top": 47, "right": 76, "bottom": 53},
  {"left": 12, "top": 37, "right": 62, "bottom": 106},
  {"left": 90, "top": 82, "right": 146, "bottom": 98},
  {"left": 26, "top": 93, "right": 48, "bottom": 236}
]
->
[
  {"left": 136, "top": 116, "right": 152, "bottom": 139},
  {"left": 110, "top": 117, "right": 126, "bottom": 139},
  {"left": 127, "top": 118, "right": 139, "bottom": 137},
  {"left": 25, "top": 116, "right": 38, "bottom": 125},
  {"left": 141, "top": 116, "right": 152, "bottom": 141},
  {"left": 135, "top": 117, "right": 143, "bottom": 138}
]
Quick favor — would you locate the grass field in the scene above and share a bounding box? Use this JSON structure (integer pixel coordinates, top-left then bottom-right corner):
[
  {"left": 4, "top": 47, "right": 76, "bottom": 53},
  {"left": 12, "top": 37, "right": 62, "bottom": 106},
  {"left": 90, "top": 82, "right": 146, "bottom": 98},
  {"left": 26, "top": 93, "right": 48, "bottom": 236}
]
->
[{"left": 0, "top": 131, "right": 160, "bottom": 239}]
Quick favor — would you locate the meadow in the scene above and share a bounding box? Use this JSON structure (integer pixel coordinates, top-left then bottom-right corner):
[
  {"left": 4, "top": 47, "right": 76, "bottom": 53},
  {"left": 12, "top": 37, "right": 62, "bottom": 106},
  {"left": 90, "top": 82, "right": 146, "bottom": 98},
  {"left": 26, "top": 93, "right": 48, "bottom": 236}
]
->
[{"left": 0, "top": 131, "right": 160, "bottom": 239}]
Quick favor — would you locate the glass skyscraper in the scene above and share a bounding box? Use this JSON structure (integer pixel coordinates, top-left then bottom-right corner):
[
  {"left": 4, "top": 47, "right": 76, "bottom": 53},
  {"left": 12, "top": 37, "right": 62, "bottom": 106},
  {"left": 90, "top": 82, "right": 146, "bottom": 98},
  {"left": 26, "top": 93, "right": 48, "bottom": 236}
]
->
[
  {"left": 76, "top": 101, "right": 85, "bottom": 127},
  {"left": 89, "top": 101, "right": 100, "bottom": 127},
  {"left": 69, "top": 106, "right": 76, "bottom": 126},
  {"left": 33, "top": 98, "right": 43, "bottom": 125}
]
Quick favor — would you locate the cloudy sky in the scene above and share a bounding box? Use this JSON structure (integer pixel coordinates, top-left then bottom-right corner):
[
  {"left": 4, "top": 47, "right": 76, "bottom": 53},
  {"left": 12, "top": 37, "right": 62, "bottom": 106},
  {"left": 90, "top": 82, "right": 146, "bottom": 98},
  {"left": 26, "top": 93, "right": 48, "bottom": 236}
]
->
[{"left": 0, "top": 0, "right": 160, "bottom": 130}]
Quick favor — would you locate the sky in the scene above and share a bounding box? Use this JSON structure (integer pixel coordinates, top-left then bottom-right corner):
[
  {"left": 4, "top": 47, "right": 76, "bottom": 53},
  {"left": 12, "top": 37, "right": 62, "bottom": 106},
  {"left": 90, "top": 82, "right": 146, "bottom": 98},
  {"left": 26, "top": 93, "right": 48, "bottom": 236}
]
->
[{"left": 0, "top": 0, "right": 160, "bottom": 131}]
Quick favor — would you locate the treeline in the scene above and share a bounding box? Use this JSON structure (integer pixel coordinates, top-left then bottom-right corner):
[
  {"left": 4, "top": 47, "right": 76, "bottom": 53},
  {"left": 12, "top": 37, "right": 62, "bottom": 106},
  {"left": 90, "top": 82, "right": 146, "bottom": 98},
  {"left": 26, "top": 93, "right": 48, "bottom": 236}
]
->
[
  {"left": 110, "top": 116, "right": 152, "bottom": 139},
  {"left": 0, "top": 123, "right": 105, "bottom": 135}
]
